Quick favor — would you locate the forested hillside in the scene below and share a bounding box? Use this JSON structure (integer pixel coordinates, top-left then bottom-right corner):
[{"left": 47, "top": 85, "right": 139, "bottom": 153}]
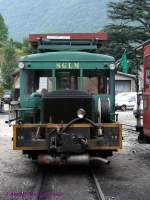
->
[{"left": 0, "top": 0, "right": 109, "bottom": 40}]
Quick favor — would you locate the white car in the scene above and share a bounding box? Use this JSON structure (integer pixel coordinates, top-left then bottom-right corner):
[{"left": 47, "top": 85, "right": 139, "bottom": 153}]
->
[{"left": 115, "top": 92, "right": 137, "bottom": 111}]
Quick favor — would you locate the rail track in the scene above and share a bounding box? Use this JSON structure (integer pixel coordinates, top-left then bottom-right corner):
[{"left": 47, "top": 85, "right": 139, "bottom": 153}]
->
[
  {"left": 122, "top": 123, "right": 137, "bottom": 134},
  {"left": 123, "top": 123, "right": 150, "bottom": 154},
  {"left": 10, "top": 124, "right": 141, "bottom": 200},
  {"left": 29, "top": 164, "right": 119, "bottom": 200},
  {"left": 90, "top": 168, "right": 106, "bottom": 200}
]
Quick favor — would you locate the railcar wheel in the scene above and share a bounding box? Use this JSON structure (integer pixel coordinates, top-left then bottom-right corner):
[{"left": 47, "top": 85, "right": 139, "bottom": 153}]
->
[
  {"left": 138, "top": 132, "right": 150, "bottom": 144},
  {"left": 121, "top": 105, "right": 126, "bottom": 111}
]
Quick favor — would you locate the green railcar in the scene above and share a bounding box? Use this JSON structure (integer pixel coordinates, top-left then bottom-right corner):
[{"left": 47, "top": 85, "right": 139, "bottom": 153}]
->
[{"left": 11, "top": 33, "right": 122, "bottom": 164}]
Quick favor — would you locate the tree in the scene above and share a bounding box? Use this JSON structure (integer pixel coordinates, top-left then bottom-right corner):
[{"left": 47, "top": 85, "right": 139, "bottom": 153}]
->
[
  {"left": 0, "top": 40, "right": 17, "bottom": 89},
  {"left": 21, "top": 38, "right": 32, "bottom": 54},
  {"left": 101, "top": 0, "right": 150, "bottom": 73},
  {"left": 108, "top": 0, "right": 150, "bottom": 43},
  {"left": 0, "top": 37, "right": 32, "bottom": 89},
  {"left": 0, "top": 13, "right": 8, "bottom": 43}
]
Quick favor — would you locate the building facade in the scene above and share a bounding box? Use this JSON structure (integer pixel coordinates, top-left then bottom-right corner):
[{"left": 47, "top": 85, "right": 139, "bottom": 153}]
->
[{"left": 115, "top": 72, "right": 136, "bottom": 94}]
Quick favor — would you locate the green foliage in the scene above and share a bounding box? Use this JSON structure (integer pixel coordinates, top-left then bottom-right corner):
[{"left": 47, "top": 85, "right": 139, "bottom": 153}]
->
[
  {"left": 0, "top": 41, "right": 17, "bottom": 89},
  {"left": 108, "top": 0, "right": 150, "bottom": 43},
  {"left": 0, "top": 13, "right": 32, "bottom": 89},
  {"left": 101, "top": 0, "right": 150, "bottom": 74},
  {"left": 0, "top": 84, "right": 3, "bottom": 97},
  {"left": 0, "top": 13, "right": 8, "bottom": 42},
  {"left": 21, "top": 38, "right": 32, "bottom": 54},
  {"left": 12, "top": 40, "right": 22, "bottom": 49}
]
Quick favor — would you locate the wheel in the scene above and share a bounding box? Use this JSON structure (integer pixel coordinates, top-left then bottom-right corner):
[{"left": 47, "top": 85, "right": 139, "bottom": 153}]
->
[
  {"left": 121, "top": 105, "right": 126, "bottom": 111},
  {"left": 138, "top": 132, "right": 150, "bottom": 144}
]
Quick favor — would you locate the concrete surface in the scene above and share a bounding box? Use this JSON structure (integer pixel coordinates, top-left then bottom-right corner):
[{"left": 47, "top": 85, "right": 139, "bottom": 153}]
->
[
  {"left": 95, "top": 111, "right": 150, "bottom": 200},
  {"left": 0, "top": 111, "right": 150, "bottom": 200}
]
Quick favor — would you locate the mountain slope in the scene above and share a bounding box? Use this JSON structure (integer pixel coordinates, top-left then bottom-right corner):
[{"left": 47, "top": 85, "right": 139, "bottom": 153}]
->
[{"left": 0, "top": 0, "right": 110, "bottom": 41}]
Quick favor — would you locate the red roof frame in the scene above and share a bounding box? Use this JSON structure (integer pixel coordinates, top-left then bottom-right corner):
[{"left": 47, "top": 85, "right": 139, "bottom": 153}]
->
[{"left": 29, "top": 32, "right": 108, "bottom": 43}]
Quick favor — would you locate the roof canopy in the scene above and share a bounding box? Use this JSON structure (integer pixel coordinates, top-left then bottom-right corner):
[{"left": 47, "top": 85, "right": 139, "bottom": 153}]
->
[
  {"left": 29, "top": 32, "right": 108, "bottom": 52},
  {"left": 20, "top": 51, "right": 114, "bottom": 70},
  {"left": 21, "top": 51, "right": 114, "bottom": 62}
]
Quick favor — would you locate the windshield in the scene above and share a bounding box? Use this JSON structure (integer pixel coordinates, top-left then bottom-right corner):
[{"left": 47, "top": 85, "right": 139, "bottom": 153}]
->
[
  {"left": 4, "top": 90, "right": 11, "bottom": 95},
  {"left": 83, "top": 70, "right": 108, "bottom": 94},
  {"left": 116, "top": 95, "right": 136, "bottom": 102},
  {"left": 146, "top": 69, "right": 150, "bottom": 83},
  {"left": 146, "top": 56, "right": 150, "bottom": 90},
  {"left": 25, "top": 70, "right": 53, "bottom": 95},
  {"left": 116, "top": 96, "right": 129, "bottom": 101},
  {"left": 24, "top": 69, "right": 108, "bottom": 95},
  {"left": 56, "top": 70, "right": 79, "bottom": 90}
]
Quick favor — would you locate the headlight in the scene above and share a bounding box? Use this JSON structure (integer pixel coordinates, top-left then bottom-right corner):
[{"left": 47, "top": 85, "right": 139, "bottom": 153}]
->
[
  {"left": 109, "top": 63, "right": 115, "bottom": 70},
  {"left": 18, "top": 62, "right": 24, "bottom": 69},
  {"left": 77, "top": 108, "right": 86, "bottom": 119}
]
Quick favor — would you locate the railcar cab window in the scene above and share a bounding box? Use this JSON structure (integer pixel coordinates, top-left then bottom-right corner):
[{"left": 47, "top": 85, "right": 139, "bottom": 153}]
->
[
  {"left": 25, "top": 70, "right": 53, "bottom": 95},
  {"left": 83, "top": 70, "right": 107, "bottom": 95},
  {"left": 146, "top": 56, "right": 150, "bottom": 89},
  {"left": 56, "top": 70, "right": 79, "bottom": 90}
]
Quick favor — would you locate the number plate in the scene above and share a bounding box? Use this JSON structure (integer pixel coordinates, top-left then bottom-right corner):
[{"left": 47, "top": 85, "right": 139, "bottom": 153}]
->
[{"left": 56, "top": 62, "right": 80, "bottom": 69}]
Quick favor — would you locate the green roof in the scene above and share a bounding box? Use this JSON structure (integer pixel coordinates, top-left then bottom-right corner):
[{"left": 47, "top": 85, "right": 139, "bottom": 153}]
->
[{"left": 21, "top": 51, "right": 114, "bottom": 62}]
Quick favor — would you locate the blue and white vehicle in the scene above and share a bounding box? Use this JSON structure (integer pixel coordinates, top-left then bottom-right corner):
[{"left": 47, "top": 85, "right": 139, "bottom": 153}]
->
[{"left": 2, "top": 90, "right": 12, "bottom": 104}]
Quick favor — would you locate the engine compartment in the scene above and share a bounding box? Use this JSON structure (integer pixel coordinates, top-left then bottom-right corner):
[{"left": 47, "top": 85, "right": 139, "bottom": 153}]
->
[{"left": 41, "top": 90, "right": 93, "bottom": 123}]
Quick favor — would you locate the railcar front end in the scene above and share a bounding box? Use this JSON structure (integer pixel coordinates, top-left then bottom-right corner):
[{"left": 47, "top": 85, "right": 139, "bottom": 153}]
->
[{"left": 9, "top": 33, "right": 122, "bottom": 164}]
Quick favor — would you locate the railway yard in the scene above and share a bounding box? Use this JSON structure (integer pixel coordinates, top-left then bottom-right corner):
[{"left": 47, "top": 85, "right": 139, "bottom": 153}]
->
[{"left": 0, "top": 110, "right": 150, "bottom": 200}]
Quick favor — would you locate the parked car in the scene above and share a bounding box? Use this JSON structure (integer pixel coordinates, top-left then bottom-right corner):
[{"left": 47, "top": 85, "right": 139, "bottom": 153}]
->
[
  {"left": 115, "top": 92, "right": 137, "bottom": 111},
  {"left": 2, "top": 90, "right": 13, "bottom": 104}
]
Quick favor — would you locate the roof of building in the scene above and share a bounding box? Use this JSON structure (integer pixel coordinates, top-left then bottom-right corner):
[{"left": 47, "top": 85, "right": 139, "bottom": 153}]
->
[{"left": 117, "top": 71, "right": 136, "bottom": 79}]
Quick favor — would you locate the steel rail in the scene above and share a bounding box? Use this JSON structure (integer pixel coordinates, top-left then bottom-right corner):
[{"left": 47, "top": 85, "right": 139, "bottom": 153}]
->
[
  {"left": 122, "top": 123, "right": 138, "bottom": 133},
  {"left": 138, "top": 146, "right": 150, "bottom": 153},
  {"left": 90, "top": 168, "right": 106, "bottom": 200},
  {"left": 32, "top": 165, "right": 106, "bottom": 200},
  {"left": 123, "top": 128, "right": 137, "bottom": 133},
  {"left": 31, "top": 164, "right": 119, "bottom": 200},
  {"left": 122, "top": 123, "right": 136, "bottom": 128},
  {"left": 31, "top": 166, "right": 48, "bottom": 200},
  {"left": 37, "top": 169, "right": 47, "bottom": 200}
]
